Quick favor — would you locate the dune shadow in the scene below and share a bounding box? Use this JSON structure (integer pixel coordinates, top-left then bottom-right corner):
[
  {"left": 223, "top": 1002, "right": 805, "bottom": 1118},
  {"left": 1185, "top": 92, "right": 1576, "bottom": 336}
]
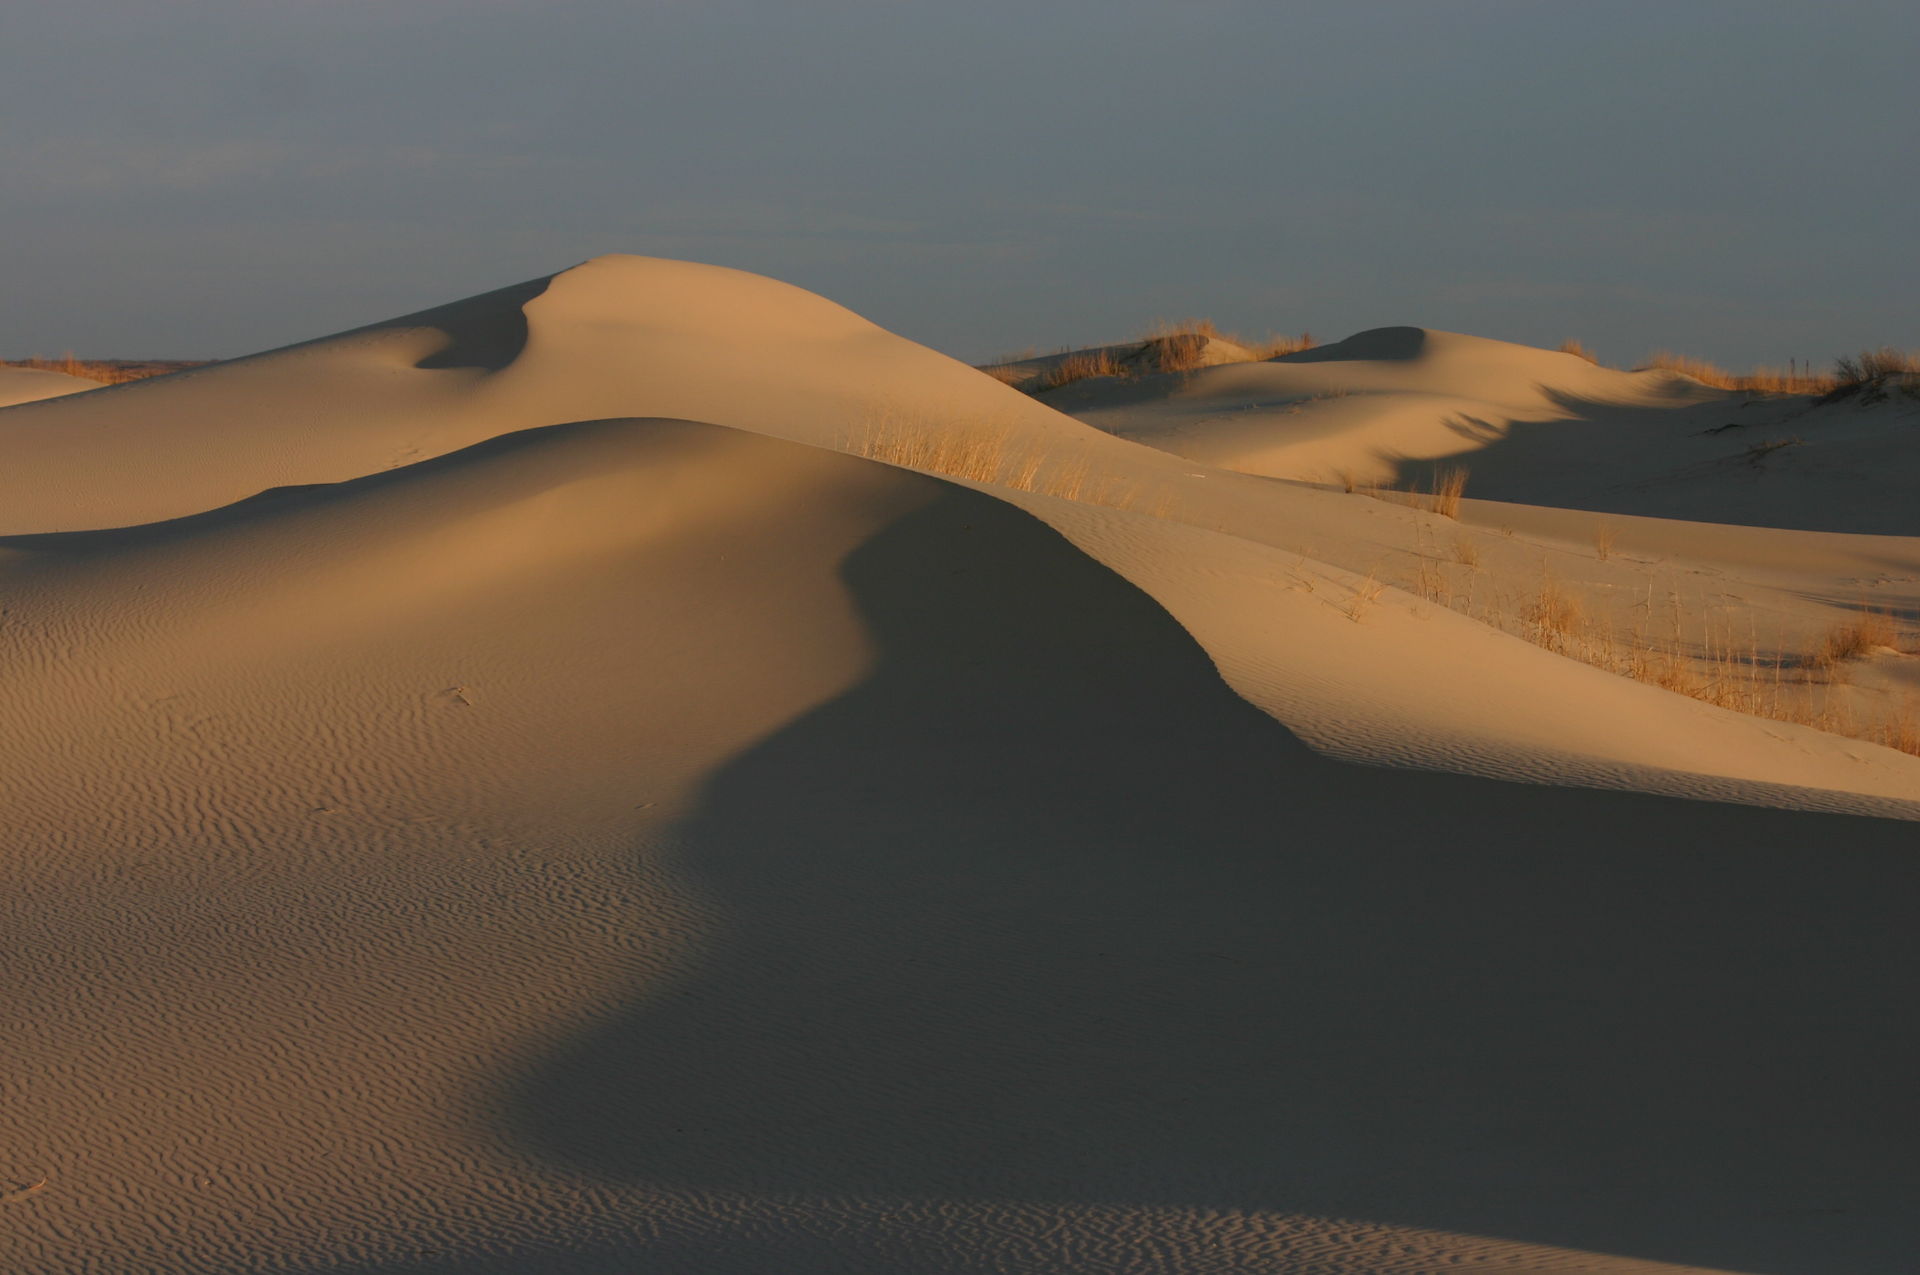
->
[
  {"left": 1374, "top": 384, "right": 1920, "bottom": 537},
  {"left": 1271, "top": 325, "right": 1429, "bottom": 363},
  {"left": 206, "top": 274, "right": 554, "bottom": 381},
  {"left": 468, "top": 483, "right": 1920, "bottom": 1274},
  {"left": 407, "top": 277, "right": 548, "bottom": 372}
]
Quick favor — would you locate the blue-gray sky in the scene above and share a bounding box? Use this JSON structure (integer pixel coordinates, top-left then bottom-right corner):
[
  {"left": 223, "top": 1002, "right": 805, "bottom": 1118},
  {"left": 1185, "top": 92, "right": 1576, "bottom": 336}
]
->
[{"left": 3, "top": 0, "right": 1915, "bottom": 368}]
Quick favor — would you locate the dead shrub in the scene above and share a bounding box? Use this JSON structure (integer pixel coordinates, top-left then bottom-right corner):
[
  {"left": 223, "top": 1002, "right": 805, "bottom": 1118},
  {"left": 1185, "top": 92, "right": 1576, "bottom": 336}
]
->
[{"left": 1809, "top": 609, "right": 1899, "bottom": 669}]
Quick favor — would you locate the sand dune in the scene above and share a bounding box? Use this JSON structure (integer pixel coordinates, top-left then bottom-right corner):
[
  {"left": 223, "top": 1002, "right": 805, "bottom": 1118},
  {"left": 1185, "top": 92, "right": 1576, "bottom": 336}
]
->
[
  {"left": 0, "top": 365, "right": 97, "bottom": 408},
  {"left": 1052, "top": 325, "right": 1920, "bottom": 535},
  {"left": 3, "top": 258, "right": 1916, "bottom": 1274}
]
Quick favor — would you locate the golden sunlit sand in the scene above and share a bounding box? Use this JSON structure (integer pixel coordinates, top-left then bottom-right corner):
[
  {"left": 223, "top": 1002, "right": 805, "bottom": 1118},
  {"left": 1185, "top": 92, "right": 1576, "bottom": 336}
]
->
[{"left": 2, "top": 256, "right": 1915, "bottom": 1274}]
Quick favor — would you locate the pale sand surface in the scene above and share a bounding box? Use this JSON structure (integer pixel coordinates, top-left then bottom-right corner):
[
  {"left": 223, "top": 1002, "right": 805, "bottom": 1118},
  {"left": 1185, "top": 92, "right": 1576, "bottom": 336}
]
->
[{"left": 1, "top": 258, "right": 1915, "bottom": 1273}]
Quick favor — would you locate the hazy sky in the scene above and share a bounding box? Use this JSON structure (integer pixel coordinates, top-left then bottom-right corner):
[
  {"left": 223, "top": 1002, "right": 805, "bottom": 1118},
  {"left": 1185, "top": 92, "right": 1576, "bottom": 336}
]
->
[{"left": 3, "top": 0, "right": 1915, "bottom": 367}]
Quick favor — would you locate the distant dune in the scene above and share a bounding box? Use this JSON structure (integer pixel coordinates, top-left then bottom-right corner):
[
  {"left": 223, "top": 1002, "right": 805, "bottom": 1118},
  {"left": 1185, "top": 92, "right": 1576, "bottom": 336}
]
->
[
  {"left": 0, "top": 365, "right": 99, "bottom": 407},
  {"left": 2, "top": 256, "right": 1915, "bottom": 1274}
]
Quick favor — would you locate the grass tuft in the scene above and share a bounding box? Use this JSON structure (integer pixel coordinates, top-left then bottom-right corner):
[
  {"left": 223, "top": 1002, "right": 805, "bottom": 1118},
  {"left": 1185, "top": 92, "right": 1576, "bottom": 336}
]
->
[
  {"left": 1808, "top": 608, "right": 1898, "bottom": 670},
  {"left": 1426, "top": 465, "right": 1468, "bottom": 519},
  {"left": 1834, "top": 347, "right": 1920, "bottom": 385},
  {"left": 1523, "top": 576, "right": 1584, "bottom": 654},
  {"left": 1345, "top": 570, "right": 1385, "bottom": 622},
  {"left": 1593, "top": 523, "right": 1617, "bottom": 562}
]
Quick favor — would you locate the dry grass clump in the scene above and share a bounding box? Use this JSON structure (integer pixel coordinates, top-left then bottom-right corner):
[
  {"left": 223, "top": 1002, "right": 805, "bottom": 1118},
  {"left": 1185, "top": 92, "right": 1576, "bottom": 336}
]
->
[
  {"left": 844, "top": 412, "right": 1173, "bottom": 519},
  {"left": 1639, "top": 351, "right": 1838, "bottom": 396},
  {"left": 1141, "top": 318, "right": 1315, "bottom": 362},
  {"left": 1600, "top": 344, "right": 1882, "bottom": 401},
  {"left": 1593, "top": 523, "right": 1616, "bottom": 562},
  {"left": 1250, "top": 331, "right": 1315, "bottom": 359},
  {"left": 1144, "top": 317, "right": 1226, "bottom": 341},
  {"left": 1558, "top": 339, "right": 1600, "bottom": 364},
  {"left": 998, "top": 318, "right": 1317, "bottom": 395},
  {"left": 1875, "top": 699, "right": 1920, "bottom": 756},
  {"left": 1523, "top": 577, "right": 1585, "bottom": 654},
  {"left": 845, "top": 413, "right": 1028, "bottom": 486},
  {"left": 1038, "top": 350, "right": 1128, "bottom": 392},
  {"left": 1138, "top": 332, "right": 1212, "bottom": 374},
  {"left": 1426, "top": 465, "right": 1468, "bottom": 519},
  {"left": 1808, "top": 608, "right": 1899, "bottom": 670},
  {"left": 1834, "top": 347, "right": 1920, "bottom": 385},
  {"left": 1739, "top": 364, "right": 1838, "bottom": 395},
  {"left": 1642, "top": 351, "right": 1737, "bottom": 387},
  {"left": 4, "top": 354, "right": 196, "bottom": 385},
  {"left": 1360, "top": 469, "right": 1462, "bottom": 516},
  {"left": 1363, "top": 481, "right": 1421, "bottom": 509},
  {"left": 1345, "top": 570, "right": 1385, "bottom": 622}
]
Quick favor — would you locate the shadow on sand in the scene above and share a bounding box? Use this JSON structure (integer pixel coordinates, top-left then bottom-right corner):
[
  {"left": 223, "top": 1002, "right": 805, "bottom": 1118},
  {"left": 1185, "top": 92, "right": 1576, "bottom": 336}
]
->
[{"left": 361, "top": 483, "right": 1920, "bottom": 1273}]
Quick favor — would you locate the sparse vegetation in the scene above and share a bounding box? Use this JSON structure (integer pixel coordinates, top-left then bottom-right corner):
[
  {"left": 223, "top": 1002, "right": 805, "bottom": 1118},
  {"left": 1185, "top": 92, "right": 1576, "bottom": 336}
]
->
[
  {"left": 1809, "top": 608, "right": 1898, "bottom": 670},
  {"left": 844, "top": 412, "right": 1170, "bottom": 518},
  {"left": 1877, "top": 698, "right": 1920, "bottom": 756},
  {"left": 1639, "top": 351, "right": 1838, "bottom": 396},
  {"left": 1138, "top": 331, "right": 1212, "bottom": 374},
  {"left": 1345, "top": 570, "right": 1385, "bottom": 622},
  {"left": 1638, "top": 348, "right": 1920, "bottom": 398},
  {"left": 1558, "top": 339, "right": 1600, "bottom": 364},
  {"left": 1593, "top": 523, "right": 1616, "bottom": 562},
  {"left": 1523, "top": 576, "right": 1584, "bottom": 654},
  {"left": 1038, "top": 349, "right": 1128, "bottom": 392},
  {"left": 1403, "top": 549, "right": 1919, "bottom": 757},
  {"left": 1250, "top": 331, "right": 1315, "bottom": 359},
  {"left": 1142, "top": 317, "right": 1313, "bottom": 362},
  {"left": 1834, "top": 347, "right": 1920, "bottom": 385},
  {"left": 858, "top": 401, "right": 1919, "bottom": 759},
  {"left": 4, "top": 354, "right": 204, "bottom": 385},
  {"left": 1006, "top": 317, "right": 1316, "bottom": 396}
]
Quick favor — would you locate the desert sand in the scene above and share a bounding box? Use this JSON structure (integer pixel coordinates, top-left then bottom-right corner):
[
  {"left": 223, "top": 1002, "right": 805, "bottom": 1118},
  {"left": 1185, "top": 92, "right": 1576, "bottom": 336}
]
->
[
  {"left": 0, "top": 366, "right": 97, "bottom": 408},
  {"left": 2, "top": 256, "right": 1915, "bottom": 1274}
]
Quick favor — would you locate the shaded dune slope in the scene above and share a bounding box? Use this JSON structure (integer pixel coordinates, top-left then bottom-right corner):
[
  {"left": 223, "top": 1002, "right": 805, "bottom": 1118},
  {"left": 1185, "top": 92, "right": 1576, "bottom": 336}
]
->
[{"left": 520, "top": 479, "right": 1920, "bottom": 1275}]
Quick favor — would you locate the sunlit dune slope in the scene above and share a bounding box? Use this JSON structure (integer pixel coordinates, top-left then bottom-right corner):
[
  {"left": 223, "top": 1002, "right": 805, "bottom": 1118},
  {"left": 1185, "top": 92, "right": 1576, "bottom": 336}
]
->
[{"left": 0, "top": 256, "right": 1108, "bottom": 535}]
